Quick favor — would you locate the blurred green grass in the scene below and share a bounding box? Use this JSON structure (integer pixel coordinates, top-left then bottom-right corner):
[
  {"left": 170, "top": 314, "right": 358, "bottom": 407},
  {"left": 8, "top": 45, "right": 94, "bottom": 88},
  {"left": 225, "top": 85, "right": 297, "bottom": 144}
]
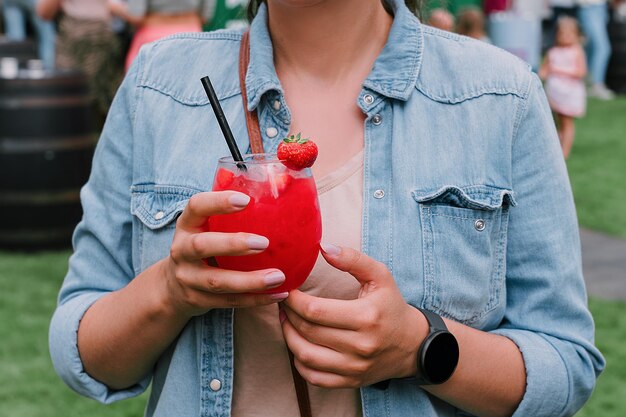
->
[
  {"left": 0, "top": 98, "right": 624, "bottom": 416},
  {"left": 568, "top": 97, "right": 626, "bottom": 238},
  {"left": 0, "top": 251, "right": 148, "bottom": 417},
  {"left": 1, "top": 251, "right": 623, "bottom": 416}
]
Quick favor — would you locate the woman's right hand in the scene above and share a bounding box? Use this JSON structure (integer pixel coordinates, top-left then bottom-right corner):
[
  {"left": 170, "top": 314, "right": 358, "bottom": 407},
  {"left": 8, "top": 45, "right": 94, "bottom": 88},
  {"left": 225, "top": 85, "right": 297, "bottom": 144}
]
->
[{"left": 162, "top": 191, "right": 288, "bottom": 318}]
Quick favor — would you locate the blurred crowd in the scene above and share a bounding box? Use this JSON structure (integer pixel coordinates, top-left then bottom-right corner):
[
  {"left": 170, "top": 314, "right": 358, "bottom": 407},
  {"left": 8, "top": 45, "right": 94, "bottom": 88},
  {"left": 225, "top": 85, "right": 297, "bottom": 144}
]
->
[
  {"left": 426, "top": 0, "right": 625, "bottom": 100},
  {"left": 0, "top": 0, "right": 248, "bottom": 122},
  {"left": 425, "top": 0, "right": 625, "bottom": 158},
  {"left": 0, "top": 0, "right": 624, "bottom": 157}
]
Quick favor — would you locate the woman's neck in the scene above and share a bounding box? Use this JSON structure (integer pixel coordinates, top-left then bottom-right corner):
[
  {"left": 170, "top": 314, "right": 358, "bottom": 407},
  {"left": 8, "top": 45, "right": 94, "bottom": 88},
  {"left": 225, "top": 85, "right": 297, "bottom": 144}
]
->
[{"left": 268, "top": 0, "right": 393, "bottom": 85}]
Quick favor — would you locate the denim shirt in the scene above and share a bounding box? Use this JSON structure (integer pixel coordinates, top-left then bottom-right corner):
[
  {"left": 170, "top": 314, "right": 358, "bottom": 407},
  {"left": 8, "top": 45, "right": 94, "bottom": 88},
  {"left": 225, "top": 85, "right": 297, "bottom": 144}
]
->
[{"left": 49, "top": 0, "right": 605, "bottom": 415}]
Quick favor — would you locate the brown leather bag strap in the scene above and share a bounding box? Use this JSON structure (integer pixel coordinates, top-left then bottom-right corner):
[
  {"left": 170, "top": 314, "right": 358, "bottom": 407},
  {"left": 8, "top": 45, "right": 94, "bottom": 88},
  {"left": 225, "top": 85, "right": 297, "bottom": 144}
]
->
[
  {"left": 239, "top": 31, "right": 313, "bottom": 417},
  {"left": 288, "top": 349, "right": 313, "bottom": 417},
  {"left": 239, "top": 31, "right": 265, "bottom": 155}
]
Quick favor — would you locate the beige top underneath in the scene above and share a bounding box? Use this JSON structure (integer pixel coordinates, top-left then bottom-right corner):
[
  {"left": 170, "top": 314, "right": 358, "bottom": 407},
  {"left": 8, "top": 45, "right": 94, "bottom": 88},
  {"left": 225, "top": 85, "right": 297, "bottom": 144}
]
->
[{"left": 232, "top": 150, "right": 365, "bottom": 417}]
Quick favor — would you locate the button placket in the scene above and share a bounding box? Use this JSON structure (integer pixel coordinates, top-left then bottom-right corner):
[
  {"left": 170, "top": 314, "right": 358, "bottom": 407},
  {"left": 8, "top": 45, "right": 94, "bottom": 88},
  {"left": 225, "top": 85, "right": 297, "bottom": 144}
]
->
[
  {"left": 266, "top": 127, "right": 278, "bottom": 138},
  {"left": 209, "top": 378, "right": 222, "bottom": 391}
]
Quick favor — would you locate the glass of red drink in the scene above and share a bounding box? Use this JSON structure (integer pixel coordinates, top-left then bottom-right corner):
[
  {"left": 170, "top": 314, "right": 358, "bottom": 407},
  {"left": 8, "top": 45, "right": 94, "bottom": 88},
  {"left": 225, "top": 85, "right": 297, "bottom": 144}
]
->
[{"left": 208, "top": 154, "right": 322, "bottom": 293}]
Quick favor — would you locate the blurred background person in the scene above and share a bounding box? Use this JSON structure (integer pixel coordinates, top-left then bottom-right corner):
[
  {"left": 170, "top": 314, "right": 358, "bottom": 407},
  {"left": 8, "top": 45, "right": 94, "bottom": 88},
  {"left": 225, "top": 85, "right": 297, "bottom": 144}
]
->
[
  {"left": 426, "top": 7, "right": 455, "bottom": 31},
  {"left": 540, "top": 16, "right": 588, "bottom": 159},
  {"left": 36, "top": 0, "right": 123, "bottom": 125},
  {"left": 107, "top": 0, "right": 212, "bottom": 71},
  {"left": 549, "top": 0, "right": 580, "bottom": 18},
  {"left": 457, "top": 6, "right": 491, "bottom": 42},
  {"left": 483, "top": 0, "right": 510, "bottom": 15},
  {"left": 2, "top": 0, "right": 55, "bottom": 68},
  {"left": 613, "top": 0, "right": 626, "bottom": 21},
  {"left": 578, "top": 0, "right": 616, "bottom": 99}
]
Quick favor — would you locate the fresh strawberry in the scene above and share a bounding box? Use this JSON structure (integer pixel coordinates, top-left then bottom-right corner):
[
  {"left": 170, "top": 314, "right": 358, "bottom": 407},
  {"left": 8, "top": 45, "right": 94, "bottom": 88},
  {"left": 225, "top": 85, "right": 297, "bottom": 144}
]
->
[
  {"left": 215, "top": 168, "right": 235, "bottom": 189},
  {"left": 277, "top": 133, "right": 318, "bottom": 170}
]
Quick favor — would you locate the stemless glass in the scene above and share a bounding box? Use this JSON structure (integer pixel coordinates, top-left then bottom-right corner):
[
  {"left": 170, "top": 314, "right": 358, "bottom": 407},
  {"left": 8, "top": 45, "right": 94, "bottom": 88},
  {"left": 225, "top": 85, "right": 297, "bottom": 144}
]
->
[{"left": 207, "top": 154, "right": 322, "bottom": 293}]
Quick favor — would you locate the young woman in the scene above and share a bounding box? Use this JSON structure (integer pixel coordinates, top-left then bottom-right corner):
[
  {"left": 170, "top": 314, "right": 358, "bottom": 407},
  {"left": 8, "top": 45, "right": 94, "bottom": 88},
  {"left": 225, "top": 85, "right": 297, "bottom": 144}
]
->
[{"left": 49, "top": 0, "right": 604, "bottom": 416}]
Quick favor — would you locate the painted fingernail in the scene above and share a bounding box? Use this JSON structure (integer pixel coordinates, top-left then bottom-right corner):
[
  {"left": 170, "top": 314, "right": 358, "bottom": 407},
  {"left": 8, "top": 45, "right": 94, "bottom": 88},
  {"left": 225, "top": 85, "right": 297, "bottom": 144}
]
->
[
  {"left": 279, "top": 309, "right": 287, "bottom": 323},
  {"left": 247, "top": 235, "right": 269, "bottom": 250},
  {"left": 271, "top": 292, "right": 289, "bottom": 301},
  {"left": 229, "top": 193, "right": 250, "bottom": 208},
  {"left": 264, "top": 271, "right": 285, "bottom": 287},
  {"left": 321, "top": 242, "right": 341, "bottom": 255}
]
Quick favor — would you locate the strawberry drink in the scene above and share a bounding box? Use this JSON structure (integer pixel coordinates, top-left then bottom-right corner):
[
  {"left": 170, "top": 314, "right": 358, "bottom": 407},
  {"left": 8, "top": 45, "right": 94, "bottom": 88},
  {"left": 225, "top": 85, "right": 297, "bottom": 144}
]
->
[{"left": 208, "top": 142, "right": 321, "bottom": 293}]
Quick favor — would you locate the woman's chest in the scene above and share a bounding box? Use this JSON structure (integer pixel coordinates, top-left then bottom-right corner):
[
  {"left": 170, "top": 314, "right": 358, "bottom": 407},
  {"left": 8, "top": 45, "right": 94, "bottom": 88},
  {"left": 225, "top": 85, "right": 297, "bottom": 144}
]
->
[{"left": 131, "top": 87, "right": 519, "bottom": 330}]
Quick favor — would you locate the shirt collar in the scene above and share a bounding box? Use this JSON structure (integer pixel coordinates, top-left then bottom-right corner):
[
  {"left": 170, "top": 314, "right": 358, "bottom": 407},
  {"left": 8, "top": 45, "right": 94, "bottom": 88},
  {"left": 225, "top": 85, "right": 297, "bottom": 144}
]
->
[{"left": 245, "top": 0, "right": 423, "bottom": 111}]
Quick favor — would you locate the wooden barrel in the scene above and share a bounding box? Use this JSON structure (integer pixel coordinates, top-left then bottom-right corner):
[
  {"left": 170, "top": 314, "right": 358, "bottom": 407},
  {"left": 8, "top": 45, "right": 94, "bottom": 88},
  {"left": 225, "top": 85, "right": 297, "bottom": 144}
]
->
[
  {"left": 606, "top": 18, "right": 626, "bottom": 94},
  {"left": 0, "top": 70, "right": 97, "bottom": 250}
]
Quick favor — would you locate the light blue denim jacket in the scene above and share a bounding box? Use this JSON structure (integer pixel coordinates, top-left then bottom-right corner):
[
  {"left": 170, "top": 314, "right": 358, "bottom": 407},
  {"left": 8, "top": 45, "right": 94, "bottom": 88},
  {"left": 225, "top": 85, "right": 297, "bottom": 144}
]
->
[{"left": 49, "top": 0, "right": 605, "bottom": 415}]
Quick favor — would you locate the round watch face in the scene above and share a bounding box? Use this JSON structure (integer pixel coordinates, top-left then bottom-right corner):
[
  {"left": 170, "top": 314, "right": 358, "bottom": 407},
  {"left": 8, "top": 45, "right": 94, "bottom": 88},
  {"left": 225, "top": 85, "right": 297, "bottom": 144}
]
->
[{"left": 422, "top": 331, "right": 459, "bottom": 384}]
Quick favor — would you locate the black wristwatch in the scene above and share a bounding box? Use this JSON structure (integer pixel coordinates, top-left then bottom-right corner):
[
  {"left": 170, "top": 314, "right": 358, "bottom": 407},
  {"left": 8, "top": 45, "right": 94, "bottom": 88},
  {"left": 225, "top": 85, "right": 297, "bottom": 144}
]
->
[
  {"left": 414, "top": 307, "right": 459, "bottom": 385},
  {"left": 372, "top": 307, "right": 459, "bottom": 390}
]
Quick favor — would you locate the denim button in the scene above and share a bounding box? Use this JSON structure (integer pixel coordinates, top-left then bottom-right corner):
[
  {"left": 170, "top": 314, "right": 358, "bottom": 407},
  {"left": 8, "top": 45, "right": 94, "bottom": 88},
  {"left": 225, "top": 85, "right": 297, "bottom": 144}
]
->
[
  {"left": 266, "top": 127, "right": 278, "bottom": 138},
  {"left": 363, "top": 94, "right": 374, "bottom": 105},
  {"left": 209, "top": 379, "right": 222, "bottom": 391},
  {"left": 474, "top": 219, "right": 486, "bottom": 231},
  {"left": 372, "top": 114, "right": 382, "bottom": 125},
  {"left": 273, "top": 100, "right": 281, "bottom": 110},
  {"left": 373, "top": 189, "right": 385, "bottom": 199},
  {"left": 154, "top": 211, "right": 165, "bottom": 220}
]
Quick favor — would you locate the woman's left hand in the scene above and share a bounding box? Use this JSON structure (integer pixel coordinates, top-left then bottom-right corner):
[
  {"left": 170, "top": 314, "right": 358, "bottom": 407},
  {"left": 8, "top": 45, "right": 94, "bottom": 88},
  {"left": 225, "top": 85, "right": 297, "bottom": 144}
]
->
[{"left": 281, "top": 244, "right": 428, "bottom": 388}]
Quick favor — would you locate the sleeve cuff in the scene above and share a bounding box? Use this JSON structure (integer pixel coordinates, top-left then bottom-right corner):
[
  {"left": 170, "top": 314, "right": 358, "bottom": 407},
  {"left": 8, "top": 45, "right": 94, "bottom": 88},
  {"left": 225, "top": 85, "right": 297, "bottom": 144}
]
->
[
  {"left": 490, "top": 328, "right": 569, "bottom": 417},
  {"left": 49, "top": 293, "right": 151, "bottom": 404}
]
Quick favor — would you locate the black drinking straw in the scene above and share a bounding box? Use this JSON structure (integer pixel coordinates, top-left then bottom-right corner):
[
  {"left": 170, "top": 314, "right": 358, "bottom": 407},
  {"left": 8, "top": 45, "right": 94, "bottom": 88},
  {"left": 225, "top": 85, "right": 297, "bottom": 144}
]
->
[{"left": 201, "top": 76, "right": 246, "bottom": 170}]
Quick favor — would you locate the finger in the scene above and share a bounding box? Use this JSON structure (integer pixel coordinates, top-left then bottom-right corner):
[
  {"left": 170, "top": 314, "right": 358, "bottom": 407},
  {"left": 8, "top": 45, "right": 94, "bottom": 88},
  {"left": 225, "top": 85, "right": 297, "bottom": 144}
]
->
[
  {"left": 282, "top": 318, "right": 366, "bottom": 378},
  {"left": 283, "top": 305, "right": 363, "bottom": 353},
  {"left": 177, "top": 191, "right": 250, "bottom": 231},
  {"left": 320, "top": 243, "right": 391, "bottom": 287},
  {"left": 177, "top": 231, "right": 269, "bottom": 261},
  {"left": 283, "top": 290, "right": 369, "bottom": 330},
  {"left": 293, "top": 363, "right": 358, "bottom": 389},
  {"left": 180, "top": 265, "right": 287, "bottom": 294},
  {"left": 191, "top": 290, "right": 289, "bottom": 310}
]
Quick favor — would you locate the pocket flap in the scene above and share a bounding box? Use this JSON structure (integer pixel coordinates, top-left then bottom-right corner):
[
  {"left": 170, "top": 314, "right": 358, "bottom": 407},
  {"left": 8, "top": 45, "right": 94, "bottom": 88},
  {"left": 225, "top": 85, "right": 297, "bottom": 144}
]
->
[
  {"left": 412, "top": 185, "right": 516, "bottom": 210},
  {"left": 130, "top": 184, "right": 200, "bottom": 230}
]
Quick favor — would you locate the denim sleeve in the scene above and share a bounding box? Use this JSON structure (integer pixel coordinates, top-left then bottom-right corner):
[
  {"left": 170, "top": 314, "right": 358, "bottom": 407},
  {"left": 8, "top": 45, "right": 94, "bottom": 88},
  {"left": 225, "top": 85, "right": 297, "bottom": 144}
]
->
[
  {"left": 48, "top": 53, "right": 151, "bottom": 403},
  {"left": 490, "top": 73, "right": 605, "bottom": 416}
]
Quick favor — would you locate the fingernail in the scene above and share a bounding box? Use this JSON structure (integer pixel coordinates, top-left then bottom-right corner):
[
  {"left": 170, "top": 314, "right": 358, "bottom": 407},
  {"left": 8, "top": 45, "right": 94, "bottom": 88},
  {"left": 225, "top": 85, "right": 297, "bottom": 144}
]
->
[
  {"left": 229, "top": 193, "right": 250, "bottom": 208},
  {"left": 279, "top": 309, "right": 287, "bottom": 323},
  {"left": 271, "top": 292, "right": 289, "bottom": 301},
  {"left": 320, "top": 242, "right": 341, "bottom": 256},
  {"left": 247, "top": 235, "right": 269, "bottom": 250},
  {"left": 264, "top": 271, "right": 285, "bottom": 288}
]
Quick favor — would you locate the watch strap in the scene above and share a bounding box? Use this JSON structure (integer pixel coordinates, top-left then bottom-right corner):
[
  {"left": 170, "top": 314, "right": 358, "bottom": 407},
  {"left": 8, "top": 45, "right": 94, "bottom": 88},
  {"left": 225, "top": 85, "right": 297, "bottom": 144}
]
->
[{"left": 417, "top": 307, "right": 448, "bottom": 333}]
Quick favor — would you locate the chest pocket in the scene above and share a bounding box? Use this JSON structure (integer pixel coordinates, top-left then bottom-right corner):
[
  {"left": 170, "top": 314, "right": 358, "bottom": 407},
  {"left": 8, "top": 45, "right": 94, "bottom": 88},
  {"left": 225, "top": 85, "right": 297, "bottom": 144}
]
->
[
  {"left": 130, "top": 184, "right": 200, "bottom": 274},
  {"left": 413, "top": 185, "right": 516, "bottom": 326}
]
